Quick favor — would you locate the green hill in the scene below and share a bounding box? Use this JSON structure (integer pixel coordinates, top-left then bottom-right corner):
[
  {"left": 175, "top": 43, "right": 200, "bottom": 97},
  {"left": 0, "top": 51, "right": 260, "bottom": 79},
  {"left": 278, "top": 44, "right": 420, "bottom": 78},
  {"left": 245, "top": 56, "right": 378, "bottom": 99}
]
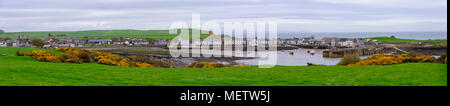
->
[
  {"left": 365, "top": 37, "right": 447, "bottom": 45},
  {"left": 0, "top": 29, "right": 210, "bottom": 40},
  {"left": 0, "top": 47, "right": 446, "bottom": 86}
]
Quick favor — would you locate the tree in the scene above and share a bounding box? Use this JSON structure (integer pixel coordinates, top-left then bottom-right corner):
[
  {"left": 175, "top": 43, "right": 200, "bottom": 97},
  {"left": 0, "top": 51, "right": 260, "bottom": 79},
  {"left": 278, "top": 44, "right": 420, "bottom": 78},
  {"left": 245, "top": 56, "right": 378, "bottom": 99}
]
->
[
  {"left": 0, "top": 29, "right": 4, "bottom": 33},
  {"left": 390, "top": 35, "right": 396, "bottom": 39},
  {"left": 30, "top": 38, "right": 48, "bottom": 48}
]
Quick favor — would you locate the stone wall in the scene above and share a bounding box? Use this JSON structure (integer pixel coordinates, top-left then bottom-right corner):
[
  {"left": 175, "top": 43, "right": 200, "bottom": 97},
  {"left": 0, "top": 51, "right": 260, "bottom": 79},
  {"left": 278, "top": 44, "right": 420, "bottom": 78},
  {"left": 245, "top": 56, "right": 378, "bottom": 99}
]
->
[{"left": 323, "top": 48, "right": 396, "bottom": 58}]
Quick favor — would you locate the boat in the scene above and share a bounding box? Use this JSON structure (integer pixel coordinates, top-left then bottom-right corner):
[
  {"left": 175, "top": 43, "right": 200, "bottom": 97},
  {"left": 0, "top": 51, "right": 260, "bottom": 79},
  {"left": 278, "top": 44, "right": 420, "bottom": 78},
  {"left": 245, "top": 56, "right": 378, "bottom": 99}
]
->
[
  {"left": 309, "top": 50, "right": 315, "bottom": 55},
  {"left": 289, "top": 52, "right": 294, "bottom": 55}
]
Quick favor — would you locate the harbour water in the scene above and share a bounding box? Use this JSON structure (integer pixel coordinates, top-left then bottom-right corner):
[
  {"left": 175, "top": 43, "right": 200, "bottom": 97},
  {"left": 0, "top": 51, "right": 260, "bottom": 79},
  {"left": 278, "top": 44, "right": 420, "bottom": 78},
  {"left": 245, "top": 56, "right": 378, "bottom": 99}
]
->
[
  {"left": 277, "top": 32, "right": 447, "bottom": 40},
  {"left": 235, "top": 48, "right": 370, "bottom": 66},
  {"left": 235, "top": 31, "right": 446, "bottom": 66}
]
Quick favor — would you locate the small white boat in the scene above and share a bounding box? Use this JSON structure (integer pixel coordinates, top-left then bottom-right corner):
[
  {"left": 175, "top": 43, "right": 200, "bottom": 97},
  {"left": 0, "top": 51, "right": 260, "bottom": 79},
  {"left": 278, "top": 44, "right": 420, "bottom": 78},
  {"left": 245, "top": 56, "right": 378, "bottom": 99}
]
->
[{"left": 309, "top": 50, "right": 316, "bottom": 55}]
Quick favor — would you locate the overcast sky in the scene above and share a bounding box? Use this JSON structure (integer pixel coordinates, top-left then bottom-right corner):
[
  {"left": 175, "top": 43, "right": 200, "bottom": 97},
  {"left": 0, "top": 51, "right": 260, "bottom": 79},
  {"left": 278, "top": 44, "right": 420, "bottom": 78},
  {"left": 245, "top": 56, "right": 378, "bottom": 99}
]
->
[{"left": 0, "top": 0, "right": 447, "bottom": 32}]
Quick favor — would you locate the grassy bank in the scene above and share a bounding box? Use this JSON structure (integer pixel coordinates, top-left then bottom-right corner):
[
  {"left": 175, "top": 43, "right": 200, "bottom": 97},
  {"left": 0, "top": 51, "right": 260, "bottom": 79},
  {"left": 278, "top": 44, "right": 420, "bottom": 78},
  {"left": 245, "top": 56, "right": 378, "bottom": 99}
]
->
[
  {"left": 0, "top": 47, "right": 446, "bottom": 86},
  {"left": 365, "top": 37, "right": 447, "bottom": 45},
  {"left": 0, "top": 29, "right": 210, "bottom": 40}
]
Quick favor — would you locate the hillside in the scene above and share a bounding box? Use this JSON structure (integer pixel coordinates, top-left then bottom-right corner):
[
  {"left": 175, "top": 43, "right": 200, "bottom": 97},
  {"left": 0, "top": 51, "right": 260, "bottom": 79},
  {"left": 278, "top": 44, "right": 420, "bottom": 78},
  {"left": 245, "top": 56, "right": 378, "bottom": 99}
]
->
[
  {"left": 0, "top": 29, "right": 210, "bottom": 40},
  {"left": 365, "top": 37, "right": 447, "bottom": 45}
]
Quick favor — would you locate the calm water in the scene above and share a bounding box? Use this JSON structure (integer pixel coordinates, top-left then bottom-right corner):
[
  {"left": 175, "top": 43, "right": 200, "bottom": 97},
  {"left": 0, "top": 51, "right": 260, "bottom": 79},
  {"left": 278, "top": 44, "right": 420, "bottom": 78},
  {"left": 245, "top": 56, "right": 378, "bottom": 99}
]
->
[
  {"left": 234, "top": 31, "right": 446, "bottom": 66},
  {"left": 277, "top": 32, "right": 447, "bottom": 40},
  {"left": 235, "top": 48, "right": 370, "bottom": 66}
]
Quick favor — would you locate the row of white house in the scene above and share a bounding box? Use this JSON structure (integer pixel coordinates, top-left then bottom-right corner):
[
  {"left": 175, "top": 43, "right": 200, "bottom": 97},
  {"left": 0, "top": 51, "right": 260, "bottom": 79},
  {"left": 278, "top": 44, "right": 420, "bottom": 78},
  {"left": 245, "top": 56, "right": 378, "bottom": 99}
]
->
[
  {"left": 1, "top": 35, "right": 366, "bottom": 48},
  {"left": 1, "top": 36, "right": 171, "bottom": 48},
  {"left": 278, "top": 37, "right": 365, "bottom": 47}
]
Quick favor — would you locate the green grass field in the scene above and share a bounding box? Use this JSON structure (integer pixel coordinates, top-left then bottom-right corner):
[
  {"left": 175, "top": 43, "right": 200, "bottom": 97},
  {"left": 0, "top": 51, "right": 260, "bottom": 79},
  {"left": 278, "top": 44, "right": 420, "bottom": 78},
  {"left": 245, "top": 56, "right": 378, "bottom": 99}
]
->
[
  {"left": 0, "top": 29, "right": 210, "bottom": 40},
  {"left": 0, "top": 47, "right": 446, "bottom": 86},
  {"left": 365, "top": 37, "right": 447, "bottom": 45}
]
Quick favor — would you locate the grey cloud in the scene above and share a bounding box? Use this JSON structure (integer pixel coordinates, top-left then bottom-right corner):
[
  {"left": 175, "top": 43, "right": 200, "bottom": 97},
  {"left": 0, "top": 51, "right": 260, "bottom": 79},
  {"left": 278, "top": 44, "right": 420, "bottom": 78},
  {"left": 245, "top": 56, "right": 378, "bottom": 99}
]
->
[{"left": 0, "top": 0, "right": 447, "bottom": 32}]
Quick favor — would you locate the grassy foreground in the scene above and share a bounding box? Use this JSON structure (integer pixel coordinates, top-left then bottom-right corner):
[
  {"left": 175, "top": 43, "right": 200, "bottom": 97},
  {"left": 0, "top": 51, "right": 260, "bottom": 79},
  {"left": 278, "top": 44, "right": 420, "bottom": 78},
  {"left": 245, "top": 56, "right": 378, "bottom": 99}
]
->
[
  {"left": 0, "top": 56, "right": 447, "bottom": 86},
  {"left": 0, "top": 47, "right": 447, "bottom": 86}
]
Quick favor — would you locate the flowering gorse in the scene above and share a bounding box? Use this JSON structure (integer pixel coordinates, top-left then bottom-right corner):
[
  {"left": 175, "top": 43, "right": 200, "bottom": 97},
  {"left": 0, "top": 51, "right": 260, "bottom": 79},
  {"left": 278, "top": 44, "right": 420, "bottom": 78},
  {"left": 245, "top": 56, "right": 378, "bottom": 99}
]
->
[
  {"left": 23, "top": 48, "right": 154, "bottom": 68},
  {"left": 348, "top": 54, "right": 435, "bottom": 66}
]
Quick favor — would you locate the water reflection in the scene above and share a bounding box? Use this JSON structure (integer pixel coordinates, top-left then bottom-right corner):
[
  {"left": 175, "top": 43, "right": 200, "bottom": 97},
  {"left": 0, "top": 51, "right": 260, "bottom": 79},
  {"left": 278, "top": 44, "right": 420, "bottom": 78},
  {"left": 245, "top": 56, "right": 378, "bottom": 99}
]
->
[{"left": 236, "top": 48, "right": 370, "bottom": 66}]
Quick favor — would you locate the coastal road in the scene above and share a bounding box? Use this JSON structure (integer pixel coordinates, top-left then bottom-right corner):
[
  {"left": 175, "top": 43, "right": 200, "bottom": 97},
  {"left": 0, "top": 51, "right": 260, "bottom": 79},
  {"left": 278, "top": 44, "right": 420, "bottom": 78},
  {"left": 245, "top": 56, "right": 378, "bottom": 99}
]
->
[{"left": 384, "top": 44, "right": 409, "bottom": 54}]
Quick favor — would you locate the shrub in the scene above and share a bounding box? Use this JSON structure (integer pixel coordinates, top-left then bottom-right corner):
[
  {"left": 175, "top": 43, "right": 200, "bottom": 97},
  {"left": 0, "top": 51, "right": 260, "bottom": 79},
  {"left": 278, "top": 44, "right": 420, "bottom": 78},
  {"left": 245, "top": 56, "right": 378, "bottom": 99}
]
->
[
  {"left": 30, "top": 38, "right": 48, "bottom": 48},
  {"left": 390, "top": 35, "right": 396, "bottom": 39},
  {"left": 128, "top": 55, "right": 147, "bottom": 62},
  {"left": 133, "top": 62, "right": 154, "bottom": 68},
  {"left": 61, "top": 54, "right": 83, "bottom": 63},
  {"left": 348, "top": 54, "right": 435, "bottom": 66},
  {"left": 23, "top": 52, "right": 32, "bottom": 56},
  {"left": 435, "top": 54, "right": 447, "bottom": 64},
  {"left": 160, "top": 61, "right": 169, "bottom": 68},
  {"left": 337, "top": 55, "right": 361, "bottom": 65},
  {"left": 407, "top": 52, "right": 417, "bottom": 57},
  {"left": 29, "top": 48, "right": 155, "bottom": 68},
  {"left": 78, "top": 51, "right": 97, "bottom": 62},
  {"left": 307, "top": 62, "right": 324, "bottom": 66},
  {"left": 28, "top": 51, "right": 63, "bottom": 63},
  {"left": 56, "top": 47, "right": 75, "bottom": 52},
  {"left": 16, "top": 50, "right": 24, "bottom": 56},
  {"left": 231, "top": 64, "right": 249, "bottom": 67},
  {"left": 96, "top": 54, "right": 121, "bottom": 66}
]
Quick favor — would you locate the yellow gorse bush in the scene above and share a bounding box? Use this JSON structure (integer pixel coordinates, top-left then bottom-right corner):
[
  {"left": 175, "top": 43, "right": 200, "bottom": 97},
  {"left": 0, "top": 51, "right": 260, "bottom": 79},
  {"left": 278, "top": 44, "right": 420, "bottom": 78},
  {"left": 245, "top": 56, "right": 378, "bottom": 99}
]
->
[
  {"left": 348, "top": 54, "right": 435, "bottom": 66},
  {"left": 231, "top": 64, "right": 249, "bottom": 67},
  {"left": 25, "top": 47, "right": 154, "bottom": 68},
  {"left": 26, "top": 47, "right": 247, "bottom": 68},
  {"left": 187, "top": 62, "right": 249, "bottom": 68},
  {"left": 25, "top": 50, "right": 63, "bottom": 63},
  {"left": 187, "top": 62, "right": 225, "bottom": 68}
]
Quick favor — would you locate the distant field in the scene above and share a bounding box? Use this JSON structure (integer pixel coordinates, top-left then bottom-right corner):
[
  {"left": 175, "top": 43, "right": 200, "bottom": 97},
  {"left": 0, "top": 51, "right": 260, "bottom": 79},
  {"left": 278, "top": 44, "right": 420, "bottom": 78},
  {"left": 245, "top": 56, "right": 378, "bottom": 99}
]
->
[
  {"left": 0, "top": 47, "right": 446, "bottom": 86},
  {"left": 365, "top": 37, "right": 447, "bottom": 45},
  {"left": 0, "top": 29, "right": 210, "bottom": 40}
]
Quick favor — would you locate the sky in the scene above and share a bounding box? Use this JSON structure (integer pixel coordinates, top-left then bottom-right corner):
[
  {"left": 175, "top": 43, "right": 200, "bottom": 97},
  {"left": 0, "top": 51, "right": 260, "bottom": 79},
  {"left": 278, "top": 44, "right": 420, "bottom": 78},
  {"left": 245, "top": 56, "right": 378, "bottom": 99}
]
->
[{"left": 0, "top": 0, "right": 447, "bottom": 32}]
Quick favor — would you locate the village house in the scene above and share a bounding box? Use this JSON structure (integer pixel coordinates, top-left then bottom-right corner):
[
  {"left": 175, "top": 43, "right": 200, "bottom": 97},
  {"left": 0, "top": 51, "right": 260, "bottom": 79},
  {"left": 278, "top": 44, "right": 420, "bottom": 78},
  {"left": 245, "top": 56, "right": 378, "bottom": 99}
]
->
[
  {"left": 192, "top": 40, "right": 202, "bottom": 47},
  {"left": 153, "top": 40, "right": 168, "bottom": 46},
  {"left": 17, "top": 35, "right": 31, "bottom": 47},
  {"left": 130, "top": 38, "right": 150, "bottom": 46},
  {"left": 112, "top": 38, "right": 130, "bottom": 45},
  {"left": 277, "top": 38, "right": 285, "bottom": 45},
  {"left": 6, "top": 40, "right": 17, "bottom": 47},
  {"left": 50, "top": 36, "right": 85, "bottom": 48},
  {"left": 277, "top": 36, "right": 316, "bottom": 45},
  {"left": 255, "top": 39, "right": 269, "bottom": 45},
  {"left": 246, "top": 39, "right": 257, "bottom": 46},
  {"left": 202, "top": 39, "right": 222, "bottom": 46},
  {"left": 300, "top": 36, "right": 315, "bottom": 45},
  {"left": 321, "top": 37, "right": 359, "bottom": 47},
  {"left": 87, "top": 39, "right": 112, "bottom": 45},
  {"left": 321, "top": 37, "right": 340, "bottom": 47},
  {"left": 233, "top": 38, "right": 246, "bottom": 46},
  {"left": 355, "top": 38, "right": 365, "bottom": 47},
  {"left": 0, "top": 39, "right": 6, "bottom": 47}
]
